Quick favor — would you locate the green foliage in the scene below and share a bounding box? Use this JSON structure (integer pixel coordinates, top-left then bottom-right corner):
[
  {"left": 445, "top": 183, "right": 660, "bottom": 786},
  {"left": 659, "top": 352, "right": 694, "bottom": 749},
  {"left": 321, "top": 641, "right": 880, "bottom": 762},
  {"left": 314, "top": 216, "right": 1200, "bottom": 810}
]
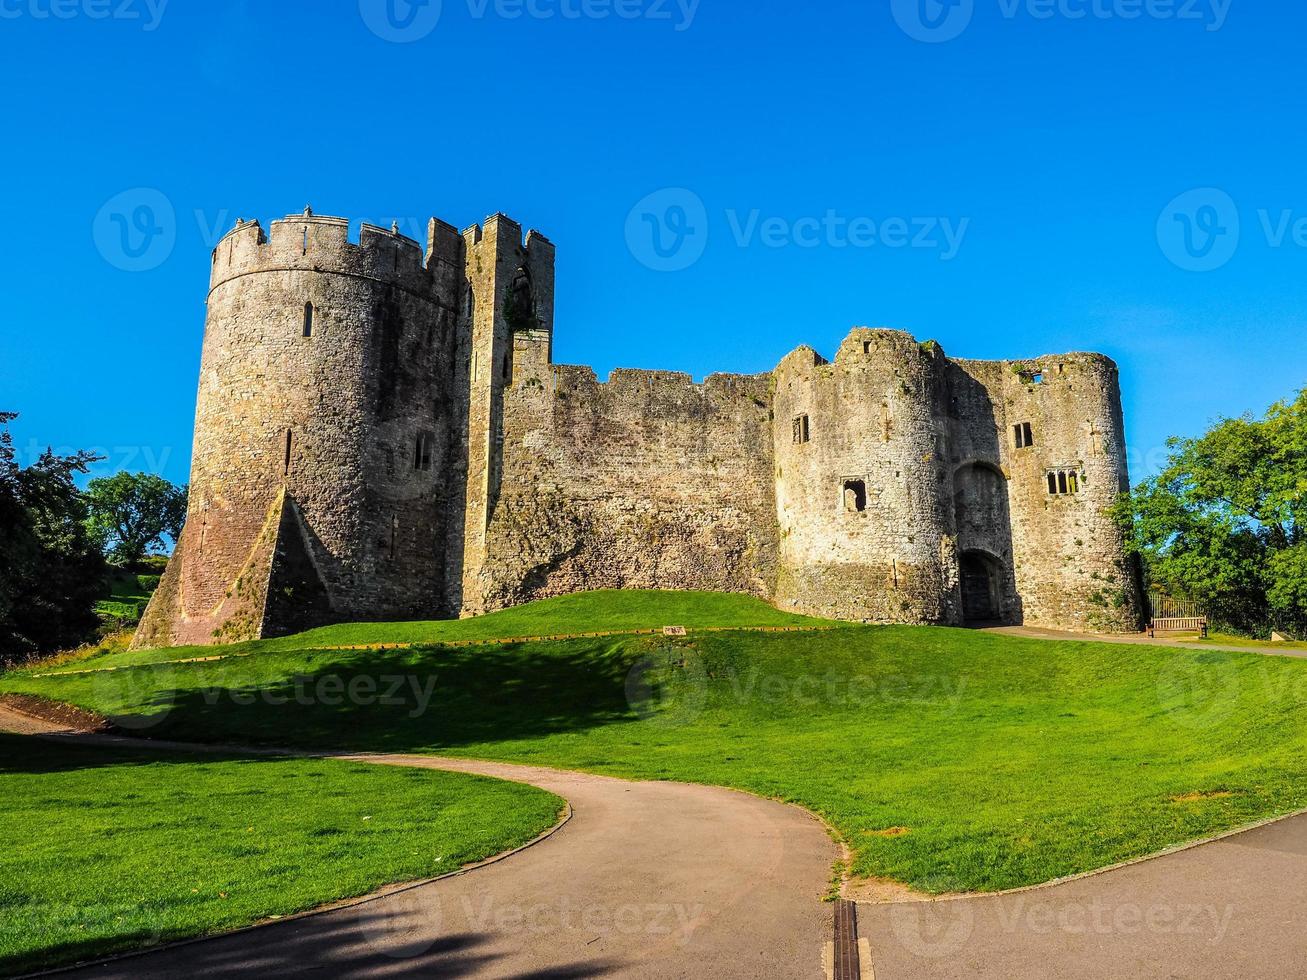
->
[
  {"left": 0, "top": 735, "right": 562, "bottom": 974},
  {"left": 84, "top": 472, "right": 187, "bottom": 567},
  {"left": 132, "top": 555, "right": 170, "bottom": 575},
  {"left": 91, "top": 569, "right": 161, "bottom": 627},
  {"left": 0, "top": 413, "right": 106, "bottom": 663},
  {"left": 1114, "top": 386, "right": 1307, "bottom": 636}
]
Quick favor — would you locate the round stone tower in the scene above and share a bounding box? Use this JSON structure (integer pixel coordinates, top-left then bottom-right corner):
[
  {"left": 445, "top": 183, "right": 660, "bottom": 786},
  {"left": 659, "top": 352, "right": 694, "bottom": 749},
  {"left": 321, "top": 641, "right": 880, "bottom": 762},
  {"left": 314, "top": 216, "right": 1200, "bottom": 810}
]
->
[
  {"left": 135, "top": 210, "right": 465, "bottom": 647},
  {"left": 772, "top": 328, "right": 957, "bottom": 623}
]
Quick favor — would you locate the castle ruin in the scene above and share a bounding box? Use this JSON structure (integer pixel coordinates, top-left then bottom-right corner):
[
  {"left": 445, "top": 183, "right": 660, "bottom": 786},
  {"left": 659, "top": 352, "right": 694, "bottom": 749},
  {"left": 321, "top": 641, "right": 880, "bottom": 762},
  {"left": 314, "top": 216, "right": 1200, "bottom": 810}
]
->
[{"left": 135, "top": 209, "right": 1142, "bottom": 648}]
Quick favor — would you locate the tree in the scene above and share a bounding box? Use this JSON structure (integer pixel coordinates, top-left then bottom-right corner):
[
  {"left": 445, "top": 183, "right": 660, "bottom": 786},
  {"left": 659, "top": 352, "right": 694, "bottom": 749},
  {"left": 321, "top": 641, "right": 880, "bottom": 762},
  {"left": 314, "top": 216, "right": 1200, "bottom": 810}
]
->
[
  {"left": 1115, "top": 387, "right": 1307, "bottom": 637},
  {"left": 84, "top": 472, "right": 188, "bottom": 567},
  {"left": 0, "top": 412, "right": 107, "bottom": 662}
]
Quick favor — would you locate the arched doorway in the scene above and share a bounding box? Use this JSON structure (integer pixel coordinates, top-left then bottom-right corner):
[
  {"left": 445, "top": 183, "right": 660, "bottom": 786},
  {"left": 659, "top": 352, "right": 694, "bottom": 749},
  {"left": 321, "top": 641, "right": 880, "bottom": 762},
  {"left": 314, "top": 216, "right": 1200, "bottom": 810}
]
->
[{"left": 959, "top": 550, "right": 1003, "bottom": 624}]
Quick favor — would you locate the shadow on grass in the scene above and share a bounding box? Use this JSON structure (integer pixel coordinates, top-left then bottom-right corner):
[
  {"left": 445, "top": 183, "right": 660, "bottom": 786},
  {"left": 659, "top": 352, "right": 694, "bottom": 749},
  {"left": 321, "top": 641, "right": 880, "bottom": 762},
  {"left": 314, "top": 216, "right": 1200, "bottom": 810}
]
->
[
  {"left": 133, "top": 639, "right": 648, "bottom": 754},
  {"left": 0, "top": 732, "right": 260, "bottom": 776},
  {"left": 5, "top": 906, "right": 619, "bottom": 978}
]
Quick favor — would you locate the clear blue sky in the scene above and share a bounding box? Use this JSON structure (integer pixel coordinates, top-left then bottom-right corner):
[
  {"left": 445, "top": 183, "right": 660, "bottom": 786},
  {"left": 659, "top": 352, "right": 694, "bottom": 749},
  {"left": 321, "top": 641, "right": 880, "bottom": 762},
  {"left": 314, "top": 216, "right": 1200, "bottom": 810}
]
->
[{"left": 2, "top": 0, "right": 1303, "bottom": 488}]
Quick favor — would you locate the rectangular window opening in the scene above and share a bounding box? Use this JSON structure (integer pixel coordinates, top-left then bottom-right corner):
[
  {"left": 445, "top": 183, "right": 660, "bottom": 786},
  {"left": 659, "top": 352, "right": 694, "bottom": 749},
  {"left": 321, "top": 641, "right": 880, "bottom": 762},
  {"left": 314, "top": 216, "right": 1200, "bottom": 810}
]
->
[
  {"left": 793, "top": 414, "right": 810, "bottom": 444},
  {"left": 303, "top": 303, "right": 313, "bottom": 338},
  {"left": 413, "top": 432, "right": 434, "bottom": 472},
  {"left": 283, "top": 430, "right": 293, "bottom": 476}
]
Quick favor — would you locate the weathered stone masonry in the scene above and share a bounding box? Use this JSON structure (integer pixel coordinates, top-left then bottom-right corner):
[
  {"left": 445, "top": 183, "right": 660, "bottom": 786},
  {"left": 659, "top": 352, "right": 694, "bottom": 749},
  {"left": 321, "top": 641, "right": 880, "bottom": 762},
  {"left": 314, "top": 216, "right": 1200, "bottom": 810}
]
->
[{"left": 135, "top": 209, "right": 1142, "bottom": 649}]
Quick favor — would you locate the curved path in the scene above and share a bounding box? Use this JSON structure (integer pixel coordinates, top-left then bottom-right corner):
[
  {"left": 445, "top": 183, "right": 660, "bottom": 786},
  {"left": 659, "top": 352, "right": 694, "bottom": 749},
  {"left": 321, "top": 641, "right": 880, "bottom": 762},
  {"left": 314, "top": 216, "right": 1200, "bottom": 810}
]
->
[
  {"left": 0, "top": 705, "right": 836, "bottom": 979},
  {"left": 858, "top": 810, "right": 1307, "bottom": 979}
]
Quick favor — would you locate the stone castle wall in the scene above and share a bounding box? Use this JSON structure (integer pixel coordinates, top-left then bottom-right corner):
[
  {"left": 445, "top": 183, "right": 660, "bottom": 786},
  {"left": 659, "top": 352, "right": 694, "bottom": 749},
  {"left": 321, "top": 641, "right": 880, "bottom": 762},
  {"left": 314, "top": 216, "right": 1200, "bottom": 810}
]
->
[
  {"left": 135, "top": 207, "right": 1142, "bottom": 649},
  {"left": 470, "top": 366, "right": 779, "bottom": 612}
]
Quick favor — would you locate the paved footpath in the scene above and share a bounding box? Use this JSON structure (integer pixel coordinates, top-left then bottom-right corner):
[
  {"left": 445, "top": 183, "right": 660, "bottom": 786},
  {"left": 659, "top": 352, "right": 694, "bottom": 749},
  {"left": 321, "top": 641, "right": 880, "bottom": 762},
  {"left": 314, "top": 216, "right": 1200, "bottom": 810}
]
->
[
  {"left": 858, "top": 811, "right": 1307, "bottom": 979},
  {"left": 985, "top": 624, "right": 1307, "bottom": 659},
  {"left": 0, "top": 705, "right": 835, "bottom": 979}
]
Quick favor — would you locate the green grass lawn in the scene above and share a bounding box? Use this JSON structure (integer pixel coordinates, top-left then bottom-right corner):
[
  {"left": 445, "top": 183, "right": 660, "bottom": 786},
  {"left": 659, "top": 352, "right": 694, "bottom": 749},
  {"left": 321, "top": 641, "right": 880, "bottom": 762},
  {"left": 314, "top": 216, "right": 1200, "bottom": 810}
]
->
[
  {"left": 0, "top": 735, "right": 562, "bottom": 976},
  {"left": 7, "top": 590, "right": 1307, "bottom": 896}
]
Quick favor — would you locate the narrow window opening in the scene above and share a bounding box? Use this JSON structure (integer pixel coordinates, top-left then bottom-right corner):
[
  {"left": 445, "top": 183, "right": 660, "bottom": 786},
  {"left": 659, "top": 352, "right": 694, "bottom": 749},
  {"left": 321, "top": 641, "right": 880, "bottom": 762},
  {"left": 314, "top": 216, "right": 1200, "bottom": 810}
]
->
[
  {"left": 302, "top": 302, "right": 313, "bottom": 338},
  {"left": 413, "top": 432, "right": 434, "bottom": 472},
  {"left": 1023, "top": 422, "right": 1033, "bottom": 446},
  {"left": 863, "top": 341, "right": 872, "bottom": 354},
  {"left": 1057, "top": 471, "right": 1068, "bottom": 494},
  {"left": 880, "top": 402, "right": 891, "bottom": 443},
  {"left": 389, "top": 514, "right": 398, "bottom": 560},
  {"left": 1067, "top": 471, "right": 1079, "bottom": 493},
  {"left": 283, "top": 430, "right": 293, "bottom": 476},
  {"left": 1014, "top": 422, "right": 1034, "bottom": 448},
  {"left": 502, "top": 352, "right": 511, "bottom": 382},
  {"left": 792, "top": 414, "right": 810, "bottom": 444},
  {"left": 302, "top": 227, "right": 309, "bottom": 255},
  {"left": 843, "top": 479, "right": 867, "bottom": 513},
  {"left": 1047, "top": 472, "right": 1058, "bottom": 494}
]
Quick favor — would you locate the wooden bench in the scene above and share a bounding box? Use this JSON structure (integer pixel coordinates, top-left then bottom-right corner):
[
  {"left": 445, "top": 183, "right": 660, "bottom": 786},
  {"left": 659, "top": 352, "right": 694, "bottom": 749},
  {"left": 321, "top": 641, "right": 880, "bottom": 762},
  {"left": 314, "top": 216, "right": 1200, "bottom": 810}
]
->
[{"left": 1149, "top": 616, "right": 1209, "bottom": 639}]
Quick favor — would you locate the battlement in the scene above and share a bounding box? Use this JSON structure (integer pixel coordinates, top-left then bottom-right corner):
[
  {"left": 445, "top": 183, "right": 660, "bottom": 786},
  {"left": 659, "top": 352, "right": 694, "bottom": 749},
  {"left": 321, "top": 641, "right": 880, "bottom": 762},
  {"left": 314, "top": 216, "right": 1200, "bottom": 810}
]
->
[
  {"left": 463, "top": 212, "right": 554, "bottom": 255},
  {"left": 209, "top": 210, "right": 450, "bottom": 299}
]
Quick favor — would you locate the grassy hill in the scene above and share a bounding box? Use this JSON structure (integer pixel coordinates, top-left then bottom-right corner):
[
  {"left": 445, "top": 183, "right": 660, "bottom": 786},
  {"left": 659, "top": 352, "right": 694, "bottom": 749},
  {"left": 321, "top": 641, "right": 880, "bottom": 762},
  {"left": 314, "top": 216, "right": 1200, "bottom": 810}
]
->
[
  {"left": 7, "top": 589, "right": 1307, "bottom": 897},
  {"left": 0, "top": 735, "right": 562, "bottom": 976},
  {"left": 42, "top": 589, "right": 836, "bottom": 674}
]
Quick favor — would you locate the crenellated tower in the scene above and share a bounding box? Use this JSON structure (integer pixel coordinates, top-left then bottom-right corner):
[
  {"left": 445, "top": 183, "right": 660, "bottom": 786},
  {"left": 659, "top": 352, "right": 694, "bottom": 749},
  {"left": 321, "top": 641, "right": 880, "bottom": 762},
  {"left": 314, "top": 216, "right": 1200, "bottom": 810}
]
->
[
  {"left": 136, "top": 209, "right": 464, "bottom": 647},
  {"left": 449, "top": 214, "right": 555, "bottom": 616}
]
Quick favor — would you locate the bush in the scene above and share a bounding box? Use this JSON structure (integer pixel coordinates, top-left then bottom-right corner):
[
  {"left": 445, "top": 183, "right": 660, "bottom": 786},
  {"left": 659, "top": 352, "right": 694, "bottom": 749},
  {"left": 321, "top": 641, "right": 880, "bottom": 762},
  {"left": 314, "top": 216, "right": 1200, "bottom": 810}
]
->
[{"left": 130, "top": 555, "right": 170, "bottom": 575}]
